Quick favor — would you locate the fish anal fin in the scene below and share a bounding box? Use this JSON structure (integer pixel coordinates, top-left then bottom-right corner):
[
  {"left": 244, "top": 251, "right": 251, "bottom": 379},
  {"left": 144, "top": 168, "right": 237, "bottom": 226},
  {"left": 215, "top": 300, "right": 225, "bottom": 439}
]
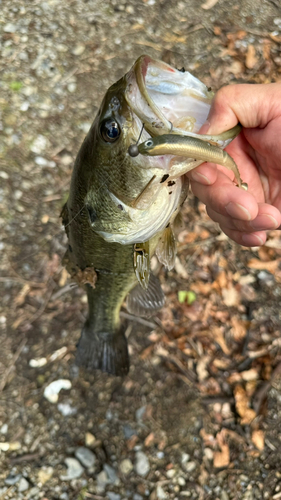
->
[
  {"left": 75, "top": 323, "right": 129, "bottom": 376},
  {"left": 156, "top": 226, "right": 177, "bottom": 271},
  {"left": 127, "top": 273, "right": 165, "bottom": 317}
]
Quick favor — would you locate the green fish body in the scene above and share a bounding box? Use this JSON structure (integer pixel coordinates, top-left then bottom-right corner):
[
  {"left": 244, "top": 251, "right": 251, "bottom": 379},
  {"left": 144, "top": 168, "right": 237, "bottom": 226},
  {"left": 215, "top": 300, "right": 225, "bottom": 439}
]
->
[{"left": 62, "top": 55, "right": 242, "bottom": 376}]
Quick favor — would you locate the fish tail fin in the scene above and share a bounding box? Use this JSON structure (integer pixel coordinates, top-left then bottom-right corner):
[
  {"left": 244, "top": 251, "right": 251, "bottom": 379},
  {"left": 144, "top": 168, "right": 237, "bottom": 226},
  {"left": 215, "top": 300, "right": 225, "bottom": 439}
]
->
[{"left": 75, "top": 322, "right": 129, "bottom": 376}]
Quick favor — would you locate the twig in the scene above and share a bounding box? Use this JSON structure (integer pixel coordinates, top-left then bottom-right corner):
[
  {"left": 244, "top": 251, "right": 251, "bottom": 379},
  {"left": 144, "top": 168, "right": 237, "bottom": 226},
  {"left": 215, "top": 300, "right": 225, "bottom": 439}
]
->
[
  {"left": 25, "top": 283, "right": 56, "bottom": 326},
  {"left": 0, "top": 338, "right": 27, "bottom": 392},
  {"left": 120, "top": 311, "right": 156, "bottom": 329},
  {"left": 252, "top": 361, "right": 281, "bottom": 414},
  {"left": 10, "top": 452, "right": 41, "bottom": 464},
  {"left": 51, "top": 283, "right": 77, "bottom": 301}
]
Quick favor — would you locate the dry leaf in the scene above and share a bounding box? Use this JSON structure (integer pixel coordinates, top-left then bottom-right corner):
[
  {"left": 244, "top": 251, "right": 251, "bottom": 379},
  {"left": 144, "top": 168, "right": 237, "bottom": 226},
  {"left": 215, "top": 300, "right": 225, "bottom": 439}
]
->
[
  {"left": 247, "top": 258, "right": 281, "bottom": 274},
  {"left": 59, "top": 268, "right": 69, "bottom": 287},
  {"left": 162, "top": 33, "right": 187, "bottom": 44},
  {"left": 196, "top": 355, "right": 210, "bottom": 382},
  {"left": 213, "top": 430, "right": 230, "bottom": 468},
  {"left": 234, "top": 385, "right": 257, "bottom": 425},
  {"left": 245, "top": 44, "right": 258, "bottom": 69},
  {"left": 226, "top": 60, "right": 244, "bottom": 75},
  {"left": 251, "top": 429, "right": 264, "bottom": 451},
  {"left": 222, "top": 286, "right": 240, "bottom": 307},
  {"left": 216, "top": 270, "right": 228, "bottom": 289},
  {"left": 201, "top": 0, "right": 219, "bottom": 9},
  {"left": 230, "top": 316, "right": 247, "bottom": 341},
  {"left": 15, "top": 284, "right": 30, "bottom": 306},
  {"left": 174, "top": 257, "right": 189, "bottom": 279},
  {"left": 211, "top": 326, "right": 230, "bottom": 355},
  {"left": 241, "top": 368, "right": 259, "bottom": 382}
]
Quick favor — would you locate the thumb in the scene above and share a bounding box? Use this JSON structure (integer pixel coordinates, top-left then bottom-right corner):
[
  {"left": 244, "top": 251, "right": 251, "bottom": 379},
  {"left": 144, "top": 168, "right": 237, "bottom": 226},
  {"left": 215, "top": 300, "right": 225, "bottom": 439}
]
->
[{"left": 204, "top": 83, "right": 281, "bottom": 134}]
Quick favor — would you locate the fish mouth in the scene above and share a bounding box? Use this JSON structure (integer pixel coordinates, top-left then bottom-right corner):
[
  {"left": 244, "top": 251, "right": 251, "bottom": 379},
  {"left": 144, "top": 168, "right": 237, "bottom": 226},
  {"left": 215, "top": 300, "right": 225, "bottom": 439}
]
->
[{"left": 125, "top": 55, "right": 213, "bottom": 140}]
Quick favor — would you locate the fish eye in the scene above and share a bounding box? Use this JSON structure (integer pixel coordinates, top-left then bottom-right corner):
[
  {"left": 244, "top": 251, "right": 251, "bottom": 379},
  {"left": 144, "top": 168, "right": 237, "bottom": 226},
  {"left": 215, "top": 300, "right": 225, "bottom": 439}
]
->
[
  {"left": 145, "top": 139, "right": 153, "bottom": 147},
  {"left": 100, "top": 119, "right": 120, "bottom": 143}
]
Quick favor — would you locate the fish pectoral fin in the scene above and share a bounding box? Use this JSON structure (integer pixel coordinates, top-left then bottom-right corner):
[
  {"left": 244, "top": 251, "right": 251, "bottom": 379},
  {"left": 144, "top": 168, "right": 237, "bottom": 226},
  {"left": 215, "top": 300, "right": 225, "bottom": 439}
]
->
[
  {"left": 75, "top": 323, "right": 129, "bottom": 376},
  {"left": 126, "top": 273, "right": 165, "bottom": 317},
  {"left": 134, "top": 241, "right": 150, "bottom": 290},
  {"left": 155, "top": 225, "right": 177, "bottom": 271}
]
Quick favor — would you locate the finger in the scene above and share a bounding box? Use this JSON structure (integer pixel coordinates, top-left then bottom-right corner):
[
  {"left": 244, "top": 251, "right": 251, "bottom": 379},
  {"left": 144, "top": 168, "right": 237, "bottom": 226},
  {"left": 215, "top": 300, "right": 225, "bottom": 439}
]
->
[
  {"left": 220, "top": 225, "right": 267, "bottom": 247},
  {"left": 186, "top": 162, "right": 218, "bottom": 186},
  {"left": 203, "top": 83, "right": 281, "bottom": 133},
  {"left": 206, "top": 203, "right": 281, "bottom": 232},
  {"left": 190, "top": 169, "right": 259, "bottom": 221}
]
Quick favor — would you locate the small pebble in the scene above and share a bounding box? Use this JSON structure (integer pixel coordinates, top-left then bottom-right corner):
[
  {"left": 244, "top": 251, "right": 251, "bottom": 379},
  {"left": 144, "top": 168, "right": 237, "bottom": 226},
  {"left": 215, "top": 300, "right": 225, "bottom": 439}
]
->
[
  {"left": 30, "top": 135, "right": 48, "bottom": 154},
  {"left": 135, "top": 451, "right": 150, "bottom": 477},
  {"left": 123, "top": 424, "right": 137, "bottom": 439},
  {"left": 103, "top": 464, "right": 119, "bottom": 485},
  {"left": 133, "top": 494, "right": 143, "bottom": 500},
  {"left": 44, "top": 379, "right": 72, "bottom": 403},
  {"left": 0, "top": 423, "right": 8, "bottom": 434},
  {"left": 135, "top": 406, "right": 146, "bottom": 422},
  {"left": 166, "top": 469, "right": 176, "bottom": 478},
  {"left": 85, "top": 432, "right": 96, "bottom": 447},
  {"left": 75, "top": 447, "right": 96, "bottom": 468},
  {"left": 181, "top": 453, "right": 190, "bottom": 464},
  {"left": 5, "top": 473, "right": 21, "bottom": 486},
  {"left": 37, "top": 466, "right": 54, "bottom": 485},
  {"left": 107, "top": 493, "right": 121, "bottom": 500},
  {"left": 60, "top": 458, "right": 84, "bottom": 480},
  {"left": 156, "top": 485, "right": 167, "bottom": 499},
  {"left": 119, "top": 458, "right": 133, "bottom": 475},
  {"left": 18, "top": 477, "right": 29, "bottom": 492},
  {"left": 57, "top": 403, "right": 77, "bottom": 417},
  {"left": 4, "top": 23, "right": 17, "bottom": 33},
  {"left": 72, "top": 44, "right": 85, "bottom": 56},
  {"left": 34, "top": 156, "right": 56, "bottom": 168},
  {"left": 96, "top": 470, "right": 109, "bottom": 493},
  {"left": 184, "top": 461, "right": 196, "bottom": 473}
]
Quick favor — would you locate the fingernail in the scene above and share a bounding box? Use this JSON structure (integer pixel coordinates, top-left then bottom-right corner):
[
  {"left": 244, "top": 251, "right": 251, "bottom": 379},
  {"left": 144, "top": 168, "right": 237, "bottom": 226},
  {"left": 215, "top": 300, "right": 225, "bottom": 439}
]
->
[
  {"left": 191, "top": 171, "right": 211, "bottom": 185},
  {"left": 250, "top": 214, "right": 279, "bottom": 230},
  {"left": 199, "top": 119, "right": 211, "bottom": 134},
  {"left": 242, "top": 233, "right": 265, "bottom": 246},
  {"left": 225, "top": 202, "right": 251, "bottom": 221}
]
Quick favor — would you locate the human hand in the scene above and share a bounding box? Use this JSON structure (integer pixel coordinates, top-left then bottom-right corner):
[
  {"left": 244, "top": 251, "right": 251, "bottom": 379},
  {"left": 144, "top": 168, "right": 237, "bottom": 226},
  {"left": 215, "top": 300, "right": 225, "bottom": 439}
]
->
[{"left": 187, "top": 83, "right": 281, "bottom": 246}]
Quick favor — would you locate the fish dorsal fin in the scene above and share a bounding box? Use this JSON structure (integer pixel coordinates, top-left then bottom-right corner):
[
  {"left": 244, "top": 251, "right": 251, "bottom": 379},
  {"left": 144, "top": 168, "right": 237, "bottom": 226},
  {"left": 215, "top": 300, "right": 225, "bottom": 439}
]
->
[
  {"left": 134, "top": 241, "right": 150, "bottom": 289},
  {"left": 156, "top": 225, "right": 177, "bottom": 270},
  {"left": 127, "top": 273, "right": 165, "bottom": 317}
]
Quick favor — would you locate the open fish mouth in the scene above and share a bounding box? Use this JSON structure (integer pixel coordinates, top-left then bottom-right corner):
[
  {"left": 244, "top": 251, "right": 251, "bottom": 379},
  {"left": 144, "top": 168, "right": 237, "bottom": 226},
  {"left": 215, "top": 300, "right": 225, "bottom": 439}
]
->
[{"left": 125, "top": 55, "right": 214, "bottom": 141}]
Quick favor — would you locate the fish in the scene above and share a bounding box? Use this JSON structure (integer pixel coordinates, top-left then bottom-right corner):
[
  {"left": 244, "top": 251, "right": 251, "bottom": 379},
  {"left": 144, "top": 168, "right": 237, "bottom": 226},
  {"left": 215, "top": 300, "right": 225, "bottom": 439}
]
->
[{"left": 61, "top": 55, "right": 244, "bottom": 376}]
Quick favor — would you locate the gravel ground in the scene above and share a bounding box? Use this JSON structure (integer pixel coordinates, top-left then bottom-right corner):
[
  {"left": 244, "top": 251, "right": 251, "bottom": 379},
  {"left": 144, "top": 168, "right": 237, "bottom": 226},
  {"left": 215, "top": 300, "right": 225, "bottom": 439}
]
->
[{"left": 1, "top": 0, "right": 281, "bottom": 499}]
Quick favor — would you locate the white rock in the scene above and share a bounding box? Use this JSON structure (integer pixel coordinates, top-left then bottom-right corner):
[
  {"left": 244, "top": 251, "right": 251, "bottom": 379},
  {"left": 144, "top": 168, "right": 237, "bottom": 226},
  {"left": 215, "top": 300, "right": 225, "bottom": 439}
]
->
[
  {"left": 60, "top": 458, "right": 84, "bottom": 480},
  {"left": 29, "top": 357, "right": 47, "bottom": 368},
  {"left": 72, "top": 44, "right": 85, "bottom": 56},
  {"left": 30, "top": 135, "right": 49, "bottom": 154},
  {"left": 0, "top": 424, "right": 8, "bottom": 434},
  {"left": 57, "top": 403, "right": 77, "bottom": 416},
  {"left": 134, "top": 451, "right": 150, "bottom": 477},
  {"left": 156, "top": 484, "right": 167, "bottom": 499},
  {"left": 18, "top": 477, "right": 29, "bottom": 492},
  {"left": 43, "top": 379, "right": 72, "bottom": 403},
  {"left": 4, "top": 24, "right": 17, "bottom": 33},
  {"left": 75, "top": 447, "right": 96, "bottom": 468}
]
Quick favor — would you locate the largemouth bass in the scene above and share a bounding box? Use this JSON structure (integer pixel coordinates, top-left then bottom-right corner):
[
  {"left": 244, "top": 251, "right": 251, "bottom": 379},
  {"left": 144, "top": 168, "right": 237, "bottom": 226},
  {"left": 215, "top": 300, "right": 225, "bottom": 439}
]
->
[{"left": 62, "top": 55, "right": 243, "bottom": 376}]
